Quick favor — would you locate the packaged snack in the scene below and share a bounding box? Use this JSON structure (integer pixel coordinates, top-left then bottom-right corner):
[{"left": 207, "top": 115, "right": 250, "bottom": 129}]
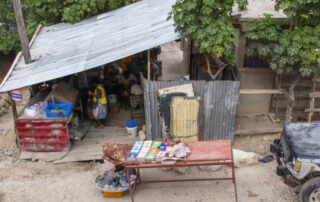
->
[
  {"left": 145, "top": 153, "right": 156, "bottom": 161},
  {"left": 136, "top": 152, "right": 148, "bottom": 161},
  {"left": 149, "top": 147, "right": 159, "bottom": 154},
  {"left": 127, "top": 153, "right": 138, "bottom": 161},
  {"left": 158, "top": 144, "right": 167, "bottom": 151},
  {"left": 133, "top": 141, "right": 143, "bottom": 147},
  {"left": 130, "top": 146, "right": 141, "bottom": 154},
  {"left": 140, "top": 147, "right": 151, "bottom": 153},
  {"left": 143, "top": 141, "right": 153, "bottom": 147},
  {"left": 151, "top": 141, "right": 162, "bottom": 148}
]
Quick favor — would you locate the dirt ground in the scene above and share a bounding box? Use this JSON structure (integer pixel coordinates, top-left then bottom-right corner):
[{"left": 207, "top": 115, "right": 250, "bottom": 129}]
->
[
  {"left": 0, "top": 159, "right": 299, "bottom": 202},
  {"left": 234, "top": 115, "right": 284, "bottom": 154},
  {"left": 0, "top": 89, "right": 299, "bottom": 202}
]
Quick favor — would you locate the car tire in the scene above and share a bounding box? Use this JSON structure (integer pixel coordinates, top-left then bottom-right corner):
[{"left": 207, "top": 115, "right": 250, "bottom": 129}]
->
[{"left": 301, "top": 177, "right": 320, "bottom": 202}]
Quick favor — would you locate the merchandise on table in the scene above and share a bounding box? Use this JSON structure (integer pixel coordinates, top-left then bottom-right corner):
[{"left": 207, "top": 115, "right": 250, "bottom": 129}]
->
[
  {"left": 133, "top": 141, "right": 143, "bottom": 147},
  {"left": 136, "top": 152, "right": 148, "bottom": 161},
  {"left": 156, "top": 151, "right": 166, "bottom": 161},
  {"left": 143, "top": 141, "right": 153, "bottom": 147},
  {"left": 149, "top": 147, "right": 159, "bottom": 154},
  {"left": 127, "top": 153, "right": 138, "bottom": 161},
  {"left": 151, "top": 141, "right": 162, "bottom": 148},
  {"left": 158, "top": 144, "right": 167, "bottom": 151},
  {"left": 140, "top": 147, "right": 150, "bottom": 153},
  {"left": 165, "top": 146, "right": 173, "bottom": 153},
  {"left": 145, "top": 153, "right": 156, "bottom": 161},
  {"left": 130, "top": 147, "right": 141, "bottom": 154},
  {"left": 126, "top": 140, "right": 191, "bottom": 162}
]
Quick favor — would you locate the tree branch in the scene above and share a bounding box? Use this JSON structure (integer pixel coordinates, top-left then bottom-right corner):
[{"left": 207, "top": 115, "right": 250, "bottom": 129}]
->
[
  {"left": 205, "top": 55, "right": 228, "bottom": 80},
  {"left": 285, "top": 75, "right": 301, "bottom": 122}
]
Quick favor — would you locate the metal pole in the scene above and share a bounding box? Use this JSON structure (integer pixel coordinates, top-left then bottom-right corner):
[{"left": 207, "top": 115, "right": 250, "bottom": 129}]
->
[{"left": 12, "top": 0, "right": 32, "bottom": 64}]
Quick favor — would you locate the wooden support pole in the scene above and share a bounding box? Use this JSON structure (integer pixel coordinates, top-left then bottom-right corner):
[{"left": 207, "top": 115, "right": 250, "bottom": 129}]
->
[
  {"left": 12, "top": 0, "right": 32, "bottom": 64},
  {"left": 8, "top": 92, "right": 19, "bottom": 149},
  {"left": 235, "top": 31, "right": 247, "bottom": 69},
  {"left": 308, "top": 79, "right": 316, "bottom": 121},
  {"left": 8, "top": 92, "right": 17, "bottom": 120},
  {"left": 147, "top": 50, "right": 151, "bottom": 80}
]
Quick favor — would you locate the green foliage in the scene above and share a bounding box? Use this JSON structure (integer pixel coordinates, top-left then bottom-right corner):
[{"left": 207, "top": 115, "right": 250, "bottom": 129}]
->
[
  {"left": 0, "top": 0, "right": 134, "bottom": 54},
  {"left": 0, "top": 0, "right": 20, "bottom": 54},
  {"left": 25, "top": 0, "right": 109, "bottom": 24},
  {"left": 107, "top": 0, "right": 131, "bottom": 10},
  {"left": 274, "top": 0, "right": 320, "bottom": 26},
  {"left": 246, "top": 1, "right": 320, "bottom": 77},
  {"left": 169, "top": 0, "right": 248, "bottom": 65}
]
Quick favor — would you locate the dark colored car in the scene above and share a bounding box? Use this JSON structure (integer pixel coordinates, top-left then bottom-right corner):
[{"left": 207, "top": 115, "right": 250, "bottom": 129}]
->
[{"left": 271, "top": 122, "right": 320, "bottom": 202}]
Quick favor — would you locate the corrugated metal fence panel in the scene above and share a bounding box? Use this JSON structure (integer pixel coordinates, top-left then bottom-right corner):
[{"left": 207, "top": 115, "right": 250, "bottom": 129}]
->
[
  {"left": 203, "top": 81, "right": 240, "bottom": 142},
  {"left": 143, "top": 77, "right": 240, "bottom": 141},
  {"left": 142, "top": 77, "right": 206, "bottom": 140}
]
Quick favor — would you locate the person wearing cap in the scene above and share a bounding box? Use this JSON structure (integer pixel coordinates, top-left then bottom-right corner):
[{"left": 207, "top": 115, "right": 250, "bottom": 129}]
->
[{"left": 88, "top": 81, "right": 108, "bottom": 128}]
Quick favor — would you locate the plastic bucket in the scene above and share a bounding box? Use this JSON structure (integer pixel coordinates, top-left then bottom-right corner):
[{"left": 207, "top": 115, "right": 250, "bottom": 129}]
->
[{"left": 126, "top": 120, "right": 137, "bottom": 138}]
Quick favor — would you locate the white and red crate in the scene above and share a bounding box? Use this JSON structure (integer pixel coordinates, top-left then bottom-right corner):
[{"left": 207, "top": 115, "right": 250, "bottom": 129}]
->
[{"left": 16, "top": 118, "right": 70, "bottom": 152}]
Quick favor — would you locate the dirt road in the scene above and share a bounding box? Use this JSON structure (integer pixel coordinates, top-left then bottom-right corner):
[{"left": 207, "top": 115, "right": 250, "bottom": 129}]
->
[{"left": 0, "top": 159, "right": 298, "bottom": 202}]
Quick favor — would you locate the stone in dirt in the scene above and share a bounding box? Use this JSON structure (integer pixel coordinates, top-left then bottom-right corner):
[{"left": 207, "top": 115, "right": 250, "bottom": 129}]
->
[
  {"left": 233, "top": 149, "right": 259, "bottom": 167},
  {"left": 248, "top": 191, "right": 258, "bottom": 197}
]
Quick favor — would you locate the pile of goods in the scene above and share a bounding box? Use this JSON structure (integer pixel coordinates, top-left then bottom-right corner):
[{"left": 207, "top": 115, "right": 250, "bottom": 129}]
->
[
  {"left": 127, "top": 140, "right": 190, "bottom": 163},
  {"left": 95, "top": 166, "right": 136, "bottom": 197}
]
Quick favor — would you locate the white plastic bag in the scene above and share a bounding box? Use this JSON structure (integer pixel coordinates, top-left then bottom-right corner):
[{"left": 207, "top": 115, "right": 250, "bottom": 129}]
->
[{"left": 23, "top": 101, "right": 47, "bottom": 118}]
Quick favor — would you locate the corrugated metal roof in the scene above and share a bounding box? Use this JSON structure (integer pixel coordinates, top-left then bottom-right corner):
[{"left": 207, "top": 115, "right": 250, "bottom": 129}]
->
[
  {"left": 0, "top": 0, "right": 285, "bottom": 92},
  {"left": 0, "top": 0, "right": 180, "bottom": 92}
]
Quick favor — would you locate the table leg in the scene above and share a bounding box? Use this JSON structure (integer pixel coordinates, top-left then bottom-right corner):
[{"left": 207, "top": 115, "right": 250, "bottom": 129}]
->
[
  {"left": 231, "top": 163, "right": 238, "bottom": 202},
  {"left": 126, "top": 167, "right": 134, "bottom": 202},
  {"left": 137, "top": 168, "right": 141, "bottom": 184}
]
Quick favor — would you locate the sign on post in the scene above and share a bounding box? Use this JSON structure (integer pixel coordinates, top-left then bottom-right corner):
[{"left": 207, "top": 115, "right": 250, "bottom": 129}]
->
[{"left": 10, "top": 90, "right": 22, "bottom": 102}]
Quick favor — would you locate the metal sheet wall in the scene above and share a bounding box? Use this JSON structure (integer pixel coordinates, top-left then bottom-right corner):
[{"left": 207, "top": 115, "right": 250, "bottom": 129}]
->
[
  {"left": 142, "top": 77, "right": 240, "bottom": 141},
  {"left": 203, "top": 81, "right": 240, "bottom": 142}
]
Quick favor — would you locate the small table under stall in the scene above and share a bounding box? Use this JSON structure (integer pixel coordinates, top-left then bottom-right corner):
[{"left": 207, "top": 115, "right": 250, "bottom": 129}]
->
[{"left": 123, "top": 140, "right": 238, "bottom": 202}]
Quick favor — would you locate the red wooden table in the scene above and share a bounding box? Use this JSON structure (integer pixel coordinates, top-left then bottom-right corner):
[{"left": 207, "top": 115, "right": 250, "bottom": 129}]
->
[{"left": 124, "top": 140, "right": 238, "bottom": 202}]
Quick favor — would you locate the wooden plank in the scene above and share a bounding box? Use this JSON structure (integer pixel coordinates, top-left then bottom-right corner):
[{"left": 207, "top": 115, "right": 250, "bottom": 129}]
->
[
  {"left": 20, "top": 151, "right": 68, "bottom": 162},
  {"left": 267, "top": 113, "right": 280, "bottom": 123},
  {"left": 309, "top": 92, "right": 320, "bottom": 98},
  {"left": 12, "top": 0, "right": 31, "bottom": 64},
  {"left": 28, "top": 24, "right": 42, "bottom": 46},
  {"left": 72, "top": 138, "right": 134, "bottom": 146},
  {"left": 53, "top": 126, "right": 136, "bottom": 163},
  {"left": 147, "top": 49, "right": 151, "bottom": 80},
  {"left": 235, "top": 128, "right": 282, "bottom": 136},
  {"left": 305, "top": 108, "right": 320, "bottom": 113},
  {"left": 53, "top": 154, "right": 103, "bottom": 164},
  {"left": 240, "top": 89, "right": 288, "bottom": 94},
  {"left": 308, "top": 80, "right": 317, "bottom": 121},
  {"left": 312, "top": 78, "right": 320, "bottom": 82},
  {"left": 235, "top": 32, "right": 246, "bottom": 69}
]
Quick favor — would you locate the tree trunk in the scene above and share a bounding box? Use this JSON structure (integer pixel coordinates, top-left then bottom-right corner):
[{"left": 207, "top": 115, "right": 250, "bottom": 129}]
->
[
  {"left": 285, "top": 75, "right": 301, "bottom": 122},
  {"left": 205, "top": 55, "right": 228, "bottom": 80}
]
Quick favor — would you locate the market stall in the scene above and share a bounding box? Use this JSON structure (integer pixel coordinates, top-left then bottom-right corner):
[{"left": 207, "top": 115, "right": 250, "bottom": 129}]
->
[
  {"left": 16, "top": 82, "right": 80, "bottom": 152},
  {"left": 101, "top": 139, "right": 238, "bottom": 202}
]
